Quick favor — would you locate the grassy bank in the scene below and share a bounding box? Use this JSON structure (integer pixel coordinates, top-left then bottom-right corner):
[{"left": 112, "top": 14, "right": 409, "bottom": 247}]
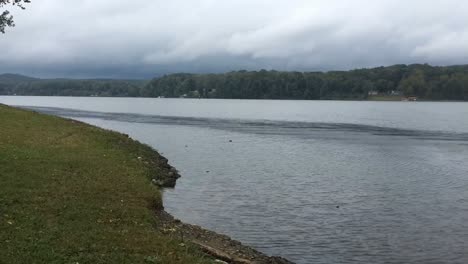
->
[{"left": 0, "top": 104, "right": 211, "bottom": 263}]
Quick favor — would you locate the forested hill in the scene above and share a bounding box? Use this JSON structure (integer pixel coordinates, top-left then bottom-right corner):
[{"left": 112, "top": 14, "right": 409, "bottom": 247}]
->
[
  {"left": 142, "top": 64, "right": 468, "bottom": 100},
  {"left": 0, "top": 74, "right": 145, "bottom": 97},
  {"left": 2, "top": 64, "right": 468, "bottom": 100},
  {"left": 0, "top": 74, "right": 38, "bottom": 84}
]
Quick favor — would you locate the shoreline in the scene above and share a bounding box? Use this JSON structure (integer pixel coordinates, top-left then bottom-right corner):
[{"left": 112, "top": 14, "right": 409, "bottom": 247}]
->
[
  {"left": 154, "top": 210, "right": 293, "bottom": 264},
  {"left": 1, "top": 103, "right": 294, "bottom": 264},
  {"left": 2, "top": 94, "right": 468, "bottom": 103},
  {"left": 134, "top": 127, "right": 294, "bottom": 263}
]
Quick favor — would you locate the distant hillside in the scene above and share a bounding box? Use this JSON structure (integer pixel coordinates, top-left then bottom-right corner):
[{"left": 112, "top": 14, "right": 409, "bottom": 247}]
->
[
  {"left": 0, "top": 73, "right": 38, "bottom": 83},
  {"left": 2, "top": 64, "right": 468, "bottom": 100},
  {"left": 142, "top": 64, "right": 468, "bottom": 101},
  {"left": 0, "top": 74, "right": 147, "bottom": 97}
]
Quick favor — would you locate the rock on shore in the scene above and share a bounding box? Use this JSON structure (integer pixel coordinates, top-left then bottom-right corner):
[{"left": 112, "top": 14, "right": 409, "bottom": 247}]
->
[{"left": 150, "top": 155, "right": 181, "bottom": 188}]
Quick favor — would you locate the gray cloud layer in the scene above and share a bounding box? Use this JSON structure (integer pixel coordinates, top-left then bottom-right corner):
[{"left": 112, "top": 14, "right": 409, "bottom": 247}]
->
[{"left": 1, "top": 0, "right": 468, "bottom": 78}]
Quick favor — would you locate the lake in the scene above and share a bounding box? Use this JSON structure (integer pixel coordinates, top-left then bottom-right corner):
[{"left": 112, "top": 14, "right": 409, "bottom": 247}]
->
[{"left": 1, "top": 96, "right": 468, "bottom": 264}]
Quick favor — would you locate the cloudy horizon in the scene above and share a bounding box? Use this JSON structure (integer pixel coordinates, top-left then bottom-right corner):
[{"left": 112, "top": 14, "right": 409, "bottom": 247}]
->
[{"left": 1, "top": 0, "right": 468, "bottom": 79}]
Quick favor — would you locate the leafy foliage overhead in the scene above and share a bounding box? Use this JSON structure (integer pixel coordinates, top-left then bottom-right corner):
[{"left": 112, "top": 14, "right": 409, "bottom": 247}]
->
[{"left": 0, "top": 0, "right": 30, "bottom": 33}]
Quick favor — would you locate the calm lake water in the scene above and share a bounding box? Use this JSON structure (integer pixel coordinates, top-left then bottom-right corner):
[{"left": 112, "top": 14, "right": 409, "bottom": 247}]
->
[{"left": 2, "top": 96, "right": 468, "bottom": 264}]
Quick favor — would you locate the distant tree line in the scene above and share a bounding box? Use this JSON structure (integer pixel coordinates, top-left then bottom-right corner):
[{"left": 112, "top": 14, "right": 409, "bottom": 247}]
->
[
  {"left": 2, "top": 64, "right": 468, "bottom": 100},
  {"left": 142, "top": 64, "right": 468, "bottom": 100},
  {"left": 0, "top": 75, "right": 144, "bottom": 97}
]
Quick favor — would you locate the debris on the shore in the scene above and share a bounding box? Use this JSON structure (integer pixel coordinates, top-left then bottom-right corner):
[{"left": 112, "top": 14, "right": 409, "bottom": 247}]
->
[
  {"left": 155, "top": 210, "right": 295, "bottom": 264},
  {"left": 195, "top": 242, "right": 252, "bottom": 264}
]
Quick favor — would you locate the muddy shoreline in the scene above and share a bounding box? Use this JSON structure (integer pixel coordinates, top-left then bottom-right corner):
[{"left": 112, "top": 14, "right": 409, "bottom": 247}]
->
[{"left": 151, "top": 151, "right": 294, "bottom": 264}]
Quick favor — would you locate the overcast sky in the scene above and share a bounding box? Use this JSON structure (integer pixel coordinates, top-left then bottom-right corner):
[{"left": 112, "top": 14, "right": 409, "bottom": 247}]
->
[{"left": 1, "top": 0, "right": 468, "bottom": 78}]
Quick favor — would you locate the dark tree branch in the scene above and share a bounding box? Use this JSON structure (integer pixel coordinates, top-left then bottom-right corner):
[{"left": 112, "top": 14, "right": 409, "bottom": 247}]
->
[{"left": 0, "top": 0, "right": 30, "bottom": 33}]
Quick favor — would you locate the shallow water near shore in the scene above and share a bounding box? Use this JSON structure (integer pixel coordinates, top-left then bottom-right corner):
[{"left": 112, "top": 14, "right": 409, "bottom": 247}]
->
[{"left": 2, "top": 96, "right": 468, "bottom": 264}]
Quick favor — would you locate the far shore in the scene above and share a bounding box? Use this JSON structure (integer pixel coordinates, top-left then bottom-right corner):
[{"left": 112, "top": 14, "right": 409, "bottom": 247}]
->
[{"left": 1, "top": 94, "right": 468, "bottom": 103}]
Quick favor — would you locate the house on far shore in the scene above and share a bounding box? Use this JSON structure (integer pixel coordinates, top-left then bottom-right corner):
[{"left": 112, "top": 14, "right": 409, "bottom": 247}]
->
[{"left": 368, "top": 90, "right": 378, "bottom": 96}]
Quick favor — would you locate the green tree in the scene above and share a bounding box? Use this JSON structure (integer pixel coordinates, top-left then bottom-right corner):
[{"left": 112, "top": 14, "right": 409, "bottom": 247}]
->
[
  {"left": 0, "top": 0, "right": 30, "bottom": 33},
  {"left": 3, "top": 64, "right": 468, "bottom": 101},
  {"left": 398, "top": 69, "right": 426, "bottom": 96}
]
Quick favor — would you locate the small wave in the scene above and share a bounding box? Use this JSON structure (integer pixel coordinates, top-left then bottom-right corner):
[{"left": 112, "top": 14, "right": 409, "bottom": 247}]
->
[{"left": 22, "top": 106, "right": 468, "bottom": 142}]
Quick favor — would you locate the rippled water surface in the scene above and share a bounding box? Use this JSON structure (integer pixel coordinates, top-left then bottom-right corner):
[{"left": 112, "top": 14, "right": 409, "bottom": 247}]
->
[{"left": 1, "top": 96, "right": 468, "bottom": 264}]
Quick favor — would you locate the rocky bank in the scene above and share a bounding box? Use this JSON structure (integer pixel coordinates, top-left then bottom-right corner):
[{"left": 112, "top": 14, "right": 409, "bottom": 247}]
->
[{"left": 148, "top": 152, "right": 294, "bottom": 264}]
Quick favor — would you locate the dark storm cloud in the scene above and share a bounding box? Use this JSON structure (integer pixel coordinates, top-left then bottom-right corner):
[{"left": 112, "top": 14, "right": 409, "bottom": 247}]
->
[{"left": 1, "top": 0, "right": 468, "bottom": 78}]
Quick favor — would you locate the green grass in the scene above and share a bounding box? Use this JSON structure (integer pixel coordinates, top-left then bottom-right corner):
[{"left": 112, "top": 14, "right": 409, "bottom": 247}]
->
[{"left": 0, "top": 104, "right": 212, "bottom": 264}]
